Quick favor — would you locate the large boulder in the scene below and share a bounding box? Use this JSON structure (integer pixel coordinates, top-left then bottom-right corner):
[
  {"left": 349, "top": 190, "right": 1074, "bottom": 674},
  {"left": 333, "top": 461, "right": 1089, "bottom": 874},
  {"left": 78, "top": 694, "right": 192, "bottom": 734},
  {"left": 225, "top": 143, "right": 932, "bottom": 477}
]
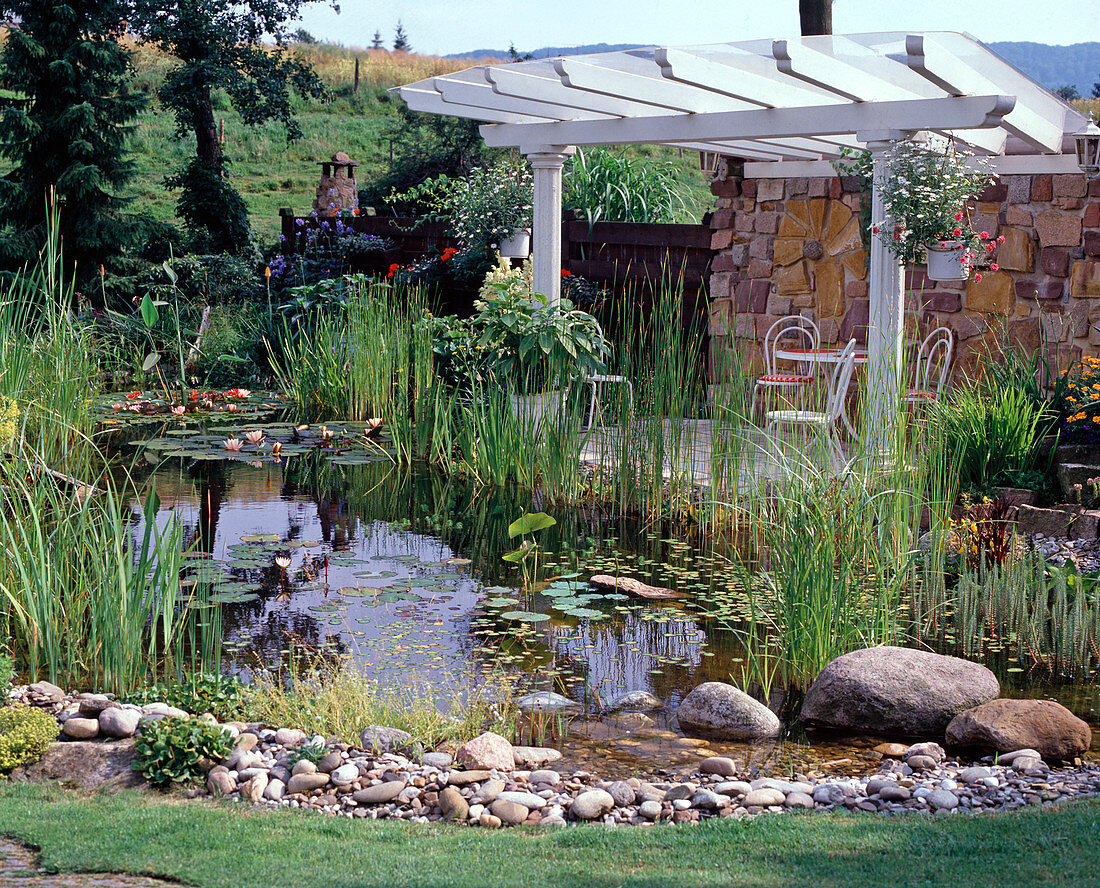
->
[
  {"left": 455, "top": 731, "right": 515, "bottom": 771},
  {"left": 800, "top": 647, "right": 999, "bottom": 739},
  {"left": 675, "top": 682, "right": 779, "bottom": 739},
  {"left": 946, "top": 699, "right": 1092, "bottom": 760},
  {"left": 10, "top": 739, "right": 144, "bottom": 790}
]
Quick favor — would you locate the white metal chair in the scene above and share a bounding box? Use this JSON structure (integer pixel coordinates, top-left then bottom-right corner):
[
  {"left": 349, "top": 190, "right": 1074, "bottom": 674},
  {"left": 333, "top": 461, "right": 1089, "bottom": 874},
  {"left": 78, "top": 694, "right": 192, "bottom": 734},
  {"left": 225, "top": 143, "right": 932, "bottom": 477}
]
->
[
  {"left": 765, "top": 339, "right": 858, "bottom": 469},
  {"left": 904, "top": 326, "right": 954, "bottom": 404},
  {"left": 574, "top": 320, "right": 633, "bottom": 433},
  {"left": 752, "top": 315, "right": 820, "bottom": 420}
]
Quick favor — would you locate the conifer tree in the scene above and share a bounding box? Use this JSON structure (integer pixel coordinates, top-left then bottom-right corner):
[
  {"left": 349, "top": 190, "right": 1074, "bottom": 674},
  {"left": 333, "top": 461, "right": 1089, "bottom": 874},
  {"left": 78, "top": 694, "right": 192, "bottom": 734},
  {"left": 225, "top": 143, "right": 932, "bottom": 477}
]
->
[
  {"left": 371, "top": 30, "right": 385, "bottom": 50},
  {"left": 0, "top": 0, "right": 143, "bottom": 279},
  {"left": 393, "top": 21, "right": 411, "bottom": 52}
]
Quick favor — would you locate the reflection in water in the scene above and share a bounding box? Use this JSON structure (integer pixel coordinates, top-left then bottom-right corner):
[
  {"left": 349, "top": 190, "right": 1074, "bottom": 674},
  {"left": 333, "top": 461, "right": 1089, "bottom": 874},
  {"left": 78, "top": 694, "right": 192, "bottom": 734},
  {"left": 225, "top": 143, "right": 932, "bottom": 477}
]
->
[{"left": 134, "top": 455, "right": 1100, "bottom": 777}]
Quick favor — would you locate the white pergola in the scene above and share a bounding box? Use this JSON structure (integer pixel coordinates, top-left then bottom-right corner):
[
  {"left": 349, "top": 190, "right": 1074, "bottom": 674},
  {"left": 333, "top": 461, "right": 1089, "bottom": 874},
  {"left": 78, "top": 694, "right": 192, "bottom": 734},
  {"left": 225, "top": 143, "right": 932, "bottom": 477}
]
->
[{"left": 398, "top": 32, "right": 1087, "bottom": 446}]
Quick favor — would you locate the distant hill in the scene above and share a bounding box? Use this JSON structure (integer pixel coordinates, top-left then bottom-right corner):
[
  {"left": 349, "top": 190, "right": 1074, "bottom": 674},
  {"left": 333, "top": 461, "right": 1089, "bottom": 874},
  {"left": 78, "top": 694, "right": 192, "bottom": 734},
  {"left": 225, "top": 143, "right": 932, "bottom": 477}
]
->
[{"left": 451, "top": 40, "right": 1100, "bottom": 97}]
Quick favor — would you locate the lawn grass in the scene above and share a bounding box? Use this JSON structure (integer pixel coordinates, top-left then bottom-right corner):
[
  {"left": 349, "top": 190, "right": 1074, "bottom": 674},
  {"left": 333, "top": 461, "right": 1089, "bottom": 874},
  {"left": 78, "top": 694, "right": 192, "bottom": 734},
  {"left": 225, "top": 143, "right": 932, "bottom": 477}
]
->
[{"left": 0, "top": 782, "right": 1097, "bottom": 888}]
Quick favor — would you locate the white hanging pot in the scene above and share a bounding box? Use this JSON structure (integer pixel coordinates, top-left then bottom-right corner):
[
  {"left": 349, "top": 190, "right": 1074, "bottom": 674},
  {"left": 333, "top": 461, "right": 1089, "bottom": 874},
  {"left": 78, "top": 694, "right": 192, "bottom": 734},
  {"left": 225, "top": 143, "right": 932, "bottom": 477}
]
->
[
  {"left": 499, "top": 228, "right": 531, "bottom": 258},
  {"left": 925, "top": 241, "right": 969, "bottom": 281}
]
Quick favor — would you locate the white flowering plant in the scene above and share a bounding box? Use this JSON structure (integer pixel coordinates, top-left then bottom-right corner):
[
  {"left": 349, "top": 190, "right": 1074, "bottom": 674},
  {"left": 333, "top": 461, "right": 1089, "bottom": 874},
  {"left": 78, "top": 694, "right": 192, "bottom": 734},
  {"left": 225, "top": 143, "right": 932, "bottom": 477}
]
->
[
  {"left": 390, "top": 159, "right": 533, "bottom": 255},
  {"left": 870, "top": 139, "right": 1000, "bottom": 274}
]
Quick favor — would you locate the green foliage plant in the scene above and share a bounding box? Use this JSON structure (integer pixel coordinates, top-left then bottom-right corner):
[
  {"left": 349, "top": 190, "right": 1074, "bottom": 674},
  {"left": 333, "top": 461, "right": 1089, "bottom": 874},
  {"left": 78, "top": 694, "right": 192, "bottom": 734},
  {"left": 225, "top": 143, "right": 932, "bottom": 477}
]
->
[
  {"left": 564, "top": 146, "right": 699, "bottom": 224},
  {"left": 0, "top": 706, "right": 57, "bottom": 773},
  {"left": 133, "top": 716, "right": 234, "bottom": 785},
  {"left": 122, "top": 674, "right": 246, "bottom": 722}
]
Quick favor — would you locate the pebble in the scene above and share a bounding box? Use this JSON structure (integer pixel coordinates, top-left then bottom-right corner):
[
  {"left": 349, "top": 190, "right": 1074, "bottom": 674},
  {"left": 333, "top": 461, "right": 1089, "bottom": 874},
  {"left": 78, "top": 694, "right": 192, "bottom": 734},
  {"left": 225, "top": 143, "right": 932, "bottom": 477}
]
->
[
  {"left": 528, "top": 769, "right": 560, "bottom": 785},
  {"left": 98, "top": 708, "right": 141, "bottom": 738},
  {"left": 490, "top": 799, "right": 530, "bottom": 824},
  {"left": 440, "top": 787, "right": 468, "bottom": 820},
  {"left": 286, "top": 773, "right": 329, "bottom": 795},
  {"left": 571, "top": 789, "right": 615, "bottom": 820},
  {"left": 353, "top": 780, "right": 405, "bottom": 804},
  {"left": 699, "top": 756, "right": 738, "bottom": 777},
  {"left": 421, "top": 752, "right": 453, "bottom": 769},
  {"left": 61, "top": 717, "right": 99, "bottom": 739},
  {"left": 331, "top": 764, "right": 359, "bottom": 786},
  {"left": 784, "top": 791, "right": 815, "bottom": 809},
  {"left": 640, "top": 800, "right": 662, "bottom": 820},
  {"left": 604, "top": 781, "right": 635, "bottom": 807},
  {"left": 926, "top": 790, "right": 959, "bottom": 811},
  {"left": 743, "top": 788, "right": 786, "bottom": 807},
  {"left": 496, "top": 791, "right": 546, "bottom": 810},
  {"left": 958, "top": 767, "right": 992, "bottom": 784}
]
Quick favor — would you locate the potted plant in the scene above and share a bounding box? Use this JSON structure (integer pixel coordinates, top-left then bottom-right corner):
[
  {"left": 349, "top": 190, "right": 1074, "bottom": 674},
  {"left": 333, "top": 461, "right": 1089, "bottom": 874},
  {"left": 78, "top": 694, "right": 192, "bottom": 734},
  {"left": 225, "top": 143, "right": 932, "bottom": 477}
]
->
[
  {"left": 389, "top": 159, "right": 533, "bottom": 259},
  {"left": 472, "top": 264, "right": 609, "bottom": 428},
  {"left": 870, "top": 139, "right": 1002, "bottom": 281}
]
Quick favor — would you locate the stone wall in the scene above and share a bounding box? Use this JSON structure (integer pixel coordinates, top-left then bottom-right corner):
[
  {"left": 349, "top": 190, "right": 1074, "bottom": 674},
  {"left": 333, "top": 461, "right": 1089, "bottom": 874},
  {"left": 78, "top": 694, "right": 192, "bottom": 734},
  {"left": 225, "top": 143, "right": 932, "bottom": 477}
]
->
[{"left": 706, "top": 157, "right": 1100, "bottom": 380}]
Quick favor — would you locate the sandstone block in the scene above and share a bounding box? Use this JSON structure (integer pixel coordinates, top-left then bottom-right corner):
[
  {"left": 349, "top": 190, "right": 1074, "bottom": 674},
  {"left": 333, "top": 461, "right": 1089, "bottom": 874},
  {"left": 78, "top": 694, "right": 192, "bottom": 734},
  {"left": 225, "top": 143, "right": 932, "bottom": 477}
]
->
[{"left": 1035, "top": 212, "right": 1082, "bottom": 247}]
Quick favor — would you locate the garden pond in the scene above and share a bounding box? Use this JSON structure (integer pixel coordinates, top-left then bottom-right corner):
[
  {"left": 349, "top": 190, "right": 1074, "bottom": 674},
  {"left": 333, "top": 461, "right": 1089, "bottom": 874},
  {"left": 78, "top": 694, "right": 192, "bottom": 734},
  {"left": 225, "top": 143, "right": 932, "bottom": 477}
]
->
[{"left": 119, "top": 420, "right": 1100, "bottom": 779}]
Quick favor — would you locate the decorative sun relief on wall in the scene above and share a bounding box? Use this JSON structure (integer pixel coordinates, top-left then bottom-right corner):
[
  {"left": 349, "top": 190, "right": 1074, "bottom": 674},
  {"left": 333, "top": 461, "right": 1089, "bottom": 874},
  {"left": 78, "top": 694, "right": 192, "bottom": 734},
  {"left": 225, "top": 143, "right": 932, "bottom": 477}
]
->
[{"left": 772, "top": 198, "right": 867, "bottom": 319}]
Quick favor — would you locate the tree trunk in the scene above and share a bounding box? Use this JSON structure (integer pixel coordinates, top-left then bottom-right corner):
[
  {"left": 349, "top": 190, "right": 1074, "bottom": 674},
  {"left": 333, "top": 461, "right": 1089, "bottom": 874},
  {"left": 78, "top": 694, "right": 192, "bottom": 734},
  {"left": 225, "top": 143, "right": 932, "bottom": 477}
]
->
[
  {"left": 194, "top": 81, "right": 222, "bottom": 172},
  {"left": 799, "top": 0, "right": 832, "bottom": 35}
]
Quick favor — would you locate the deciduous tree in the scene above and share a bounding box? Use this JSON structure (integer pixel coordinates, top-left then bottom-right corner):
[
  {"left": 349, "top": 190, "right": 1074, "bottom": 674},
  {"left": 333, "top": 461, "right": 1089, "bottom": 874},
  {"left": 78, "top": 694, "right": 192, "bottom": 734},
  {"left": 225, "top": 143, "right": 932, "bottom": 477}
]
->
[{"left": 129, "top": 0, "right": 329, "bottom": 255}]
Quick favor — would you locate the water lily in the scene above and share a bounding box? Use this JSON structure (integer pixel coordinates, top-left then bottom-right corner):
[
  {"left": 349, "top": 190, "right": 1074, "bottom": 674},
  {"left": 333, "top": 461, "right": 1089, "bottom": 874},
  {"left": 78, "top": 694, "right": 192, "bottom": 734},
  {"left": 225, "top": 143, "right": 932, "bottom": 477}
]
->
[
  {"left": 275, "top": 555, "right": 292, "bottom": 569},
  {"left": 320, "top": 426, "right": 334, "bottom": 441},
  {"left": 244, "top": 430, "right": 264, "bottom": 444},
  {"left": 271, "top": 441, "right": 283, "bottom": 456},
  {"left": 172, "top": 405, "right": 186, "bottom": 416},
  {"left": 225, "top": 388, "right": 251, "bottom": 399},
  {"left": 224, "top": 437, "right": 244, "bottom": 452},
  {"left": 364, "top": 417, "right": 383, "bottom": 438}
]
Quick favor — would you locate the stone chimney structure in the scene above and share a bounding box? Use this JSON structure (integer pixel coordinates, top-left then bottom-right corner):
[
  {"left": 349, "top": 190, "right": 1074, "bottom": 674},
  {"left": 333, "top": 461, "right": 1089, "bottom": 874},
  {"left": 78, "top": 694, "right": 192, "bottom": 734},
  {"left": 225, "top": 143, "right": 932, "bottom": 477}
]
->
[{"left": 313, "top": 151, "right": 360, "bottom": 216}]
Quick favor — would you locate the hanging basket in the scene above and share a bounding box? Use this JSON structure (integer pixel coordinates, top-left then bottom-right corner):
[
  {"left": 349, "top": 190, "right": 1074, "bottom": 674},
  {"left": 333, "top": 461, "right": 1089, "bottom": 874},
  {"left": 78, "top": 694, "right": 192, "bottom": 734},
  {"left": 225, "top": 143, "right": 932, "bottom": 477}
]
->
[
  {"left": 924, "top": 241, "right": 968, "bottom": 281},
  {"left": 499, "top": 228, "right": 531, "bottom": 258}
]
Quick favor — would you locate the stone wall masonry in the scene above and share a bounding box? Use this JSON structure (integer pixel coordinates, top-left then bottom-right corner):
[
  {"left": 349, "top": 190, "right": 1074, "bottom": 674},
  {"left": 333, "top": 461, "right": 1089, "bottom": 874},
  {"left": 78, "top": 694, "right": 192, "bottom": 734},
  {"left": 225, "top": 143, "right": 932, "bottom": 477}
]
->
[{"left": 706, "top": 158, "right": 1100, "bottom": 382}]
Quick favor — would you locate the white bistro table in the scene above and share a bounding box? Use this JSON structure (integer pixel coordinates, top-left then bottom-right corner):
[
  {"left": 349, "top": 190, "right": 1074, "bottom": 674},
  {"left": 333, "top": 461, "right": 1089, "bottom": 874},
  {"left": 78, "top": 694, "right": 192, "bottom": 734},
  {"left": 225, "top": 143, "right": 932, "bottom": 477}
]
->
[{"left": 773, "top": 345, "right": 869, "bottom": 436}]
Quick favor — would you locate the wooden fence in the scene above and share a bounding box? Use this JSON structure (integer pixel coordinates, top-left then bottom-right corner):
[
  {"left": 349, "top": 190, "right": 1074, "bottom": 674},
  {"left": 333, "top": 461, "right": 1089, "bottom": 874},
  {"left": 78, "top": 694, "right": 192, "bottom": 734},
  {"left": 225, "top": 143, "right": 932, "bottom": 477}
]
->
[{"left": 279, "top": 211, "right": 714, "bottom": 307}]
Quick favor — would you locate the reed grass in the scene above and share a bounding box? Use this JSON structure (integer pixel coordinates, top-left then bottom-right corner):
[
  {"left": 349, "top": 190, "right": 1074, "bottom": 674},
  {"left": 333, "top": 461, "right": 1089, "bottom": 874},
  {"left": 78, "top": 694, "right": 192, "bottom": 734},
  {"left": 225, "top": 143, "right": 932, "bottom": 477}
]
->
[{"left": 245, "top": 660, "right": 518, "bottom": 748}]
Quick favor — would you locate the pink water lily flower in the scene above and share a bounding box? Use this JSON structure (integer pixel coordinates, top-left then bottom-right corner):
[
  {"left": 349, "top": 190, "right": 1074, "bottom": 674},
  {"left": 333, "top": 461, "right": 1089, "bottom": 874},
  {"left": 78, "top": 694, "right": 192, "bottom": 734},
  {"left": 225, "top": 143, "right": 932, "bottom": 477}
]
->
[
  {"left": 172, "top": 405, "right": 186, "bottom": 416},
  {"left": 244, "top": 430, "right": 264, "bottom": 444},
  {"left": 224, "top": 437, "right": 244, "bottom": 452}
]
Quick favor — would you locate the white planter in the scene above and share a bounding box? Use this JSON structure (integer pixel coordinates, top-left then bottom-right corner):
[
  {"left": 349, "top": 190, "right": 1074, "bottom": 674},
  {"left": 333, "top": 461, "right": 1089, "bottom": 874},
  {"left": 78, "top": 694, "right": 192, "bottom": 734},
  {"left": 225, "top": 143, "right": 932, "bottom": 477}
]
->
[
  {"left": 499, "top": 228, "right": 531, "bottom": 258},
  {"left": 509, "top": 389, "right": 564, "bottom": 431},
  {"left": 925, "top": 241, "right": 968, "bottom": 281}
]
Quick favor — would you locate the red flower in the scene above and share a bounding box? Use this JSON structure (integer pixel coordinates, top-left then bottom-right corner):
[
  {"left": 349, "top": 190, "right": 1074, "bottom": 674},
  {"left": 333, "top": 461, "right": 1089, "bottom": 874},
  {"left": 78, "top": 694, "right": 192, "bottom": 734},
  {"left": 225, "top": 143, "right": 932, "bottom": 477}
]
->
[
  {"left": 126, "top": 391, "right": 143, "bottom": 400},
  {"left": 998, "top": 235, "right": 1005, "bottom": 244},
  {"left": 387, "top": 263, "right": 400, "bottom": 279},
  {"left": 975, "top": 273, "right": 983, "bottom": 282},
  {"left": 953, "top": 212, "right": 964, "bottom": 221},
  {"left": 980, "top": 231, "right": 989, "bottom": 239},
  {"left": 952, "top": 228, "right": 962, "bottom": 237},
  {"left": 560, "top": 269, "right": 572, "bottom": 277},
  {"left": 441, "top": 248, "right": 458, "bottom": 262},
  {"left": 990, "top": 262, "right": 999, "bottom": 271},
  {"left": 188, "top": 389, "right": 198, "bottom": 402}
]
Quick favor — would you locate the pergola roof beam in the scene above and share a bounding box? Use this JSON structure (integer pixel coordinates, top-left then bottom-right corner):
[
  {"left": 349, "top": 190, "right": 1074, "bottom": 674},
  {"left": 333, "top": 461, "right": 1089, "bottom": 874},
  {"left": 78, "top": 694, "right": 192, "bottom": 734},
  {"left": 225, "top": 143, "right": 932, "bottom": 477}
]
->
[
  {"left": 772, "top": 39, "right": 923, "bottom": 103},
  {"left": 401, "top": 87, "right": 549, "bottom": 124},
  {"left": 486, "top": 66, "right": 671, "bottom": 118},
  {"left": 553, "top": 57, "right": 753, "bottom": 114},
  {"left": 482, "top": 93, "right": 1018, "bottom": 150},
  {"left": 655, "top": 47, "right": 839, "bottom": 108},
  {"left": 434, "top": 79, "right": 612, "bottom": 121},
  {"left": 905, "top": 34, "right": 1071, "bottom": 153}
]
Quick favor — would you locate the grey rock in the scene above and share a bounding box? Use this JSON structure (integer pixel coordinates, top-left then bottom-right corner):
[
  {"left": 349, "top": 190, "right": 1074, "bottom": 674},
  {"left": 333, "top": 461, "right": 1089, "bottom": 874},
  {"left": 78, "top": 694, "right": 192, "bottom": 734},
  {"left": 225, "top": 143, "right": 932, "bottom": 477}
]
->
[
  {"left": 571, "top": 789, "right": 615, "bottom": 820},
  {"left": 604, "top": 690, "right": 663, "bottom": 712},
  {"left": 264, "top": 778, "right": 286, "bottom": 801},
  {"left": 716, "top": 780, "right": 752, "bottom": 797},
  {"left": 490, "top": 799, "right": 530, "bottom": 824},
  {"left": 421, "top": 752, "right": 453, "bottom": 769},
  {"left": 496, "top": 791, "right": 546, "bottom": 809},
  {"left": 456, "top": 731, "right": 515, "bottom": 771},
  {"left": 516, "top": 691, "right": 582, "bottom": 713},
  {"left": 639, "top": 799, "right": 663, "bottom": 820},
  {"left": 77, "top": 696, "right": 117, "bottom": 717},
  {"left": 743, "top": 788, "right": 785, "bottom": 807},
  {"left": 691, "top": 789, "right": 725, "bottom": 810},
  {"left": 353, "top": 780, "right": 406, "bottom": 804},
  {"left": 879, "top": 784, "right": 911, "bottom": 802},
  {"left": 274, "top": 728, "right": 306, "bottom": 747},
  {"left": 61, "top": 717, "right": 98, "bottom": 739},
  {"left": 958, "top": 767, "right": 992, "bottom": 783},
  {"left": 511, "top": 746, "right": 563, "bottom": 767},
  {"left": 1012, "top": 755, "right": 1047, "bottom": 773},
  {"left": 287, "top": 773, "right": 329, "bottom": 794},
  {"left": 800, "top": 647, "right": 999, "bottom": 738},
  {"left": 440, "top": 786, "right": 468, "bottom": 820},
  {"left": 784, "top": 791, "right": 815, "bottom": 809},
  {"left": 528, "top": 769, "right": 561, "bottom": 785},
  {"left": 10, "top": 739, "right": 143, "bottom": 790},
  {"left": 474, "top": 778, "right": 506, "bottom": 803},
  {"left": 604, "top": 781, "right": 635, "bottom": 807},
  {"left": 995, "top": 748, "right": 1043, "bottom": 764},
  {"left": 359, "top": 725, "right": 413, "bottom": 754},
  {"left": 207, "top": 769, "right": 236, "bottom": 796},
  {"left": 906, "top": 755, "right": 938, "bottom": 771},
  {"left": 317, "top": 751, "right": 343, "bottom": 773},
  {"left": 244, "top": 772, "right": 268, "bottom": 803},
  {"left": 676, "top": 682, "right": 780, "bottom": 739},
  {"left": 904, "top": 742, "right": 946, "bottom": 762},
  {"left": 28, "top": 681, "right": 65, "bottom": 702},
  {"left": 291, "top": 760, "right": 316, "bottom": 776},
  {"left": 926, "top": 789, "right": 959, "bottom": 811},
  {"left": 331, "top": 764, "right": 359, "bottom": 786},
  {"left": 699, "top": 756, "right": 738, "bottom": 777},
  {"left": 446, "top": 769, "right": 492, "bottom": 786},
  {"left": 664, "top": 783, "right": 696, "bottom": 801}
]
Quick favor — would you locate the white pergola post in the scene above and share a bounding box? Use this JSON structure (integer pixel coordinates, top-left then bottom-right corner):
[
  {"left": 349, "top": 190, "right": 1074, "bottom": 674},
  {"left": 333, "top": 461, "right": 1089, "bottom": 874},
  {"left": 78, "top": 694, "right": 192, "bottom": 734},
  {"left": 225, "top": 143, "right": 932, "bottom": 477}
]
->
[
  {"left": 861, "top": 133, "right": 909, "bottom": 458},
  {"left": 526, "top": 147, "right": 574, "bottom": 306}
]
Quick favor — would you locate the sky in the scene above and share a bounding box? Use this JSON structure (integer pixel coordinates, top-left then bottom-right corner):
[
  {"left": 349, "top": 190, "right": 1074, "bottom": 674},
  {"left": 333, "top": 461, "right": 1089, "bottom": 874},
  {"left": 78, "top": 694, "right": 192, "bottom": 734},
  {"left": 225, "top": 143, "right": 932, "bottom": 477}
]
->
[{"left": 296, "top": 0, "right": 1100, "bottom": 56}]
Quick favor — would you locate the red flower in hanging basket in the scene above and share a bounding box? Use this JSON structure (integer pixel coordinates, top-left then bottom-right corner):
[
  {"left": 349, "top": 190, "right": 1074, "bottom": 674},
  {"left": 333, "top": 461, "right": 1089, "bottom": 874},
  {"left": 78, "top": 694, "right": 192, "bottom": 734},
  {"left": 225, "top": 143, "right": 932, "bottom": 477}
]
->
[{"left": 560, "top": 269, "right": 572, "bottom": 277}]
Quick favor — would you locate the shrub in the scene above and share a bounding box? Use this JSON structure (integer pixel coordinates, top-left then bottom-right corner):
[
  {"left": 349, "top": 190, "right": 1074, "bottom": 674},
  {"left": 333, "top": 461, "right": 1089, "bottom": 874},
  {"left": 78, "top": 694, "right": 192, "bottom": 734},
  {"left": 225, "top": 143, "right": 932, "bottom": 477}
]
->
[
  {"left": 122, "top": 673, "right": 246, "bottom": 722},
  {"left": 0, "top": 646, "right": 11, "bottom": 698},
  {"left": 271, "top": 217, "right": 391, "bottom": 295},
  {"left": 0, "top": 706, "right": 58, "bottom": 773},
  {"left": 133, "top": 716, "right": 234, "bottom": 785}
]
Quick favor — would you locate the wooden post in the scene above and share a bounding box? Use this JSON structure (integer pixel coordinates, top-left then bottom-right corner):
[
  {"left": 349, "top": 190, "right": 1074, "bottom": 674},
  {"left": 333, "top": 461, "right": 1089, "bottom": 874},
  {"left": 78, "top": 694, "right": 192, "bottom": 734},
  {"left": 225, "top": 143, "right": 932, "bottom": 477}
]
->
[
  {"left": 354, "top": 57, "right": 360, "bottom": 93},
  {"left": 798, "top": 0, "right": 833, "bottom": 35}
]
